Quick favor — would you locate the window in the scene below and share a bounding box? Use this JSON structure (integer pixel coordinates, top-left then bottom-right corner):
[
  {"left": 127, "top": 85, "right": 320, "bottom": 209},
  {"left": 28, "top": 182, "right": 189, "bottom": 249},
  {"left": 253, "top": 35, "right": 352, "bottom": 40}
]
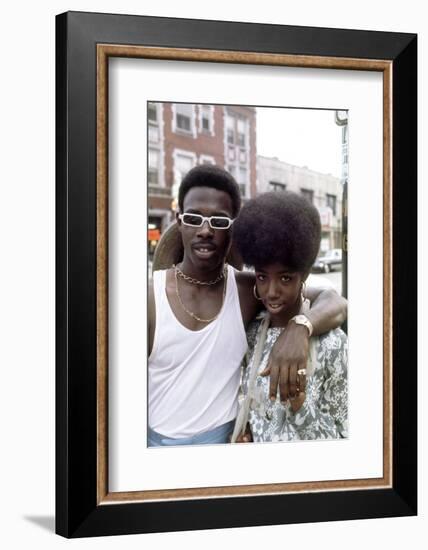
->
[
  {"left": 326, "top": 194, "right": 337, "bottom": 216},
  {"left": 226, "top": 112, "right": 251, "bottom": 197},
  {"left": 200, "top": 105, "right": 213, "bottom": 134},
  {"left": 199, "top": 155, "right": 215, "bottom": 165},
  {"left": 301, "top": 188, "right": 314, "bottom": 203},
  {"left": 226, "top": 115, "right": 235, "bottom": 144},
  {"left": 173, "top": 151, "right": 197, "bottom": 195},
  {"left": 175, "top": 104, "right": 194, "bottom": 133},
  {"left": 148, "top": 102, "right": 158, "bottom": 122},
  {"left": 269, "top": 181, "right": 286, "bottom": 192},
  {"left": 238, "top": 166, "right": 247, "bottom": 183},
  {"left": 239, "top": 149, "right": 247, "bottom": 163},
  {"left": 148, "top": 125, "right": 159, "bottom": 143},
  {"left": 176, "top": 153, "right": 194, "bottom": 176},
  {"left": 228, "top": 165, "right": 236, "bottom": 177},
  {"left": 238, "top": 167, "right": 247, "bottom": 197},
  {"left": 148, "top": 103, "right": 160, "bottom": 143},
  {"left": 237, "top": 118, "right": 246, "bottom": 147},
  {"left": 148, "top": 149, "right": 160, "bottom": 185},
  {"left": 227, "top": 147, "right": 236, "bottom": 161}
]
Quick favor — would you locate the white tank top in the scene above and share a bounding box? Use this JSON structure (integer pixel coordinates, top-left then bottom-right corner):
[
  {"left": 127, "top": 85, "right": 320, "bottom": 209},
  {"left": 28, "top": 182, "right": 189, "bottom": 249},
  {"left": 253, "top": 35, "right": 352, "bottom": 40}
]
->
[{"left": 148, "top": 265, "right": 248, "bottom": 438}]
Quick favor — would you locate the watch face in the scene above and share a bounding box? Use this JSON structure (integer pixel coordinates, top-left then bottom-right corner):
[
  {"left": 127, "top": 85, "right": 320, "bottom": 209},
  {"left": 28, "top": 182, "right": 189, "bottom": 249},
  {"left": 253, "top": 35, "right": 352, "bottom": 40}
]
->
[{"left": 293, "top": 315, "right": 313, "bottom": 336}]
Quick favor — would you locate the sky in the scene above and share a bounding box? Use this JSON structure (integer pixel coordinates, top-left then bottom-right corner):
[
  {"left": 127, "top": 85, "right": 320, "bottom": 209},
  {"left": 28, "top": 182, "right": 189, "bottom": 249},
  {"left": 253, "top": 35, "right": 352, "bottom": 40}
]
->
[{"left": 256, "top": 107, "right": 343, "bottom": 178}]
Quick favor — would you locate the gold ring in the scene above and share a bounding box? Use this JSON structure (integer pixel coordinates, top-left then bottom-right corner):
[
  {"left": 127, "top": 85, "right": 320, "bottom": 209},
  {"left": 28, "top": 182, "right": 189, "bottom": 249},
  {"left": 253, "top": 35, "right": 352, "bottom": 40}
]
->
[{"left": 297, "top": 368, "right": 306, "bottom": 376}]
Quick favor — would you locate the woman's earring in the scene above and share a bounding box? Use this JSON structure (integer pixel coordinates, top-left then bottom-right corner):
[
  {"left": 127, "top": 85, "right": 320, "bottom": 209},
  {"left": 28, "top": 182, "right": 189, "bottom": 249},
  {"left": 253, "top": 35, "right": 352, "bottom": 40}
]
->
[
  {"left": 301, "top": 281, "right": 306, "bottom": 302},
  {"left": 253, "top": 284, "right": 262, "bottom": 301}
]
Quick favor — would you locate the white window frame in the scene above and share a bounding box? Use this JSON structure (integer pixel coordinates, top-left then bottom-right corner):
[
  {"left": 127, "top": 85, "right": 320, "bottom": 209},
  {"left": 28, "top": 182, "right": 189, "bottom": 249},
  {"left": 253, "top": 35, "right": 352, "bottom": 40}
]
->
[
  {"left": 301, "top": 188, "right": 314, "bottom": 203},
  {"left": 237, "top": 165, "right": 248, "bottom": 198},
  {"left": 326, "top": 193, "right": 337, "bottom": 216},
  {"left": 147, "top": 102, "right": 159, "bottom": 124},
  {"left": 199, "top": 154, "right": 216, "bottom": 165},
  {"left": 172, "top": 148, "right": 198, "bottom": 200},
  {"left": 172, "top": 103, "right": 197, "bottom": 138},
  {"left": 224, "top": 108, "right": 251, "bottom": 198},
  {"left": 147, "top": 101, "right": 165, "bottom": 187},
  {"left": 226, "top": 112, "right": 236, "bottom": 145},
  {"left": 147, "top": 103, "right": 165, "bottom": 186},
  {"left": 237, "top": 116, "right": 247, "bottom": 147},
  {"left": 148, "top": 148, "right": 161, "bottom": 186},
  {"left": 198, "top": 104, "right": 215, "bottom": 136}
]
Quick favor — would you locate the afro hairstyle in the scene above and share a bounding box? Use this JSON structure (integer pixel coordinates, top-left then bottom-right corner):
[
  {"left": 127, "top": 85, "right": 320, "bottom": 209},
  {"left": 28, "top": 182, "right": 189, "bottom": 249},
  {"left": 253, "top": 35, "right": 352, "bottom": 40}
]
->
[
  {"left": 178, "top": 165, "right": 241, "bottom": 218},
  {"left": 233, "top": 191, "right": 321, "bottom": 273}
]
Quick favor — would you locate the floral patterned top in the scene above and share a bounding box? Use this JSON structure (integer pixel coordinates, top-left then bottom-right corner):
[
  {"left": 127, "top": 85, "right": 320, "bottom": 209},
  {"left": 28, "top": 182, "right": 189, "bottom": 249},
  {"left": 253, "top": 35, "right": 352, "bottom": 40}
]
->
[{"left": 241, "top": 316, "right": 348, "bottom": 442}]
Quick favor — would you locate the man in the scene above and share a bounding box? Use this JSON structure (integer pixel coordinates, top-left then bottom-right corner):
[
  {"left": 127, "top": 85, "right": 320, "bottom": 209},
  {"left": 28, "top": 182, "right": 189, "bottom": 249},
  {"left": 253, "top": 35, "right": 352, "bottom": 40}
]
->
[{"left": 148, "top": 165, "right": 346, "bottom": 446}]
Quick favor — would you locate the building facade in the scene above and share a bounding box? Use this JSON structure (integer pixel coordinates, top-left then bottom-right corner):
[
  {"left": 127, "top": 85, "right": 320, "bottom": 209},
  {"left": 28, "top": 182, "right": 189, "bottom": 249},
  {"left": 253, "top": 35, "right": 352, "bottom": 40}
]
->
[
  {"left": 257, "top": 155, "right": 343, "bottom": 252},
  {"left": 147, "top": 102, "right": 257, "bottom": 254}
]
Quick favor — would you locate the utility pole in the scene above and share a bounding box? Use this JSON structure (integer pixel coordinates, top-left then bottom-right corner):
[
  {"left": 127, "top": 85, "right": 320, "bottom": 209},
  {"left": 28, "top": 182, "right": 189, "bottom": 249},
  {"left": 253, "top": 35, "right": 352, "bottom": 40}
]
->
[{"left": 335, "top": 110, "right": 349, "bottom": 300}]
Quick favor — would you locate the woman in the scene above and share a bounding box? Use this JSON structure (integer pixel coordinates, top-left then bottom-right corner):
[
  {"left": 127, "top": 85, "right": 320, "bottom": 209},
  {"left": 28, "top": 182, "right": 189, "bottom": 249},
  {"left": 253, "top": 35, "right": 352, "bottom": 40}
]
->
[{"left": 231, "top": 191, "right": 348, "bottom": 443}]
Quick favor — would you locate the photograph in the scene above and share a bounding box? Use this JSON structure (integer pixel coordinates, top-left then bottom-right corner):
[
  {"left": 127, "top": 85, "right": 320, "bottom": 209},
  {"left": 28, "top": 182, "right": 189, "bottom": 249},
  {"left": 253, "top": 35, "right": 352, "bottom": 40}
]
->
[
  {"left": 52, "top": 10, "right": 417, "bottom": 537},
  {"left": 106, "top": 45, "right": 386, "bottom": 503},
  {"left": 0, "top": 0, "right": 422, "bottom": 547},
  {"left": 147, "top": 102, "right": 349, "bottom": 448}
]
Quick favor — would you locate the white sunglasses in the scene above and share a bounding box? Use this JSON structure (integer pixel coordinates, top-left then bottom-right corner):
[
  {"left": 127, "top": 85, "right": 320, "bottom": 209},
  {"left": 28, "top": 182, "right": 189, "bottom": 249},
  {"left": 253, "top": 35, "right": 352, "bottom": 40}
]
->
[{"left": 178, "top": 213, "right": 235, "bottom": 230}]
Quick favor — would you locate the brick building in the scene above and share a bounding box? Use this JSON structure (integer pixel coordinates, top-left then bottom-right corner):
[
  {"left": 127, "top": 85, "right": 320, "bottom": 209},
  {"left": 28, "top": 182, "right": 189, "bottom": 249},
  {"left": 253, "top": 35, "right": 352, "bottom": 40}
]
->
[
  {"left": 257, "top": 155, "right": 343, "bottom": 252},
  {"left": 148, "top": 102, "right": 257, "bottom": 254}
]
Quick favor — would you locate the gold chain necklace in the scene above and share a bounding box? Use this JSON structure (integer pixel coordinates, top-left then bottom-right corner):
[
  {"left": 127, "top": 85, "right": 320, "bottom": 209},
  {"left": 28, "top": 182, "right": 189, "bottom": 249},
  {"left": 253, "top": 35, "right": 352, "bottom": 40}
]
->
[
  {"left": 174, "top": 265, "right": 228, "bottom": 323},
  {"left": 173, "top": 263, "right": 226, "bottom": 286}
]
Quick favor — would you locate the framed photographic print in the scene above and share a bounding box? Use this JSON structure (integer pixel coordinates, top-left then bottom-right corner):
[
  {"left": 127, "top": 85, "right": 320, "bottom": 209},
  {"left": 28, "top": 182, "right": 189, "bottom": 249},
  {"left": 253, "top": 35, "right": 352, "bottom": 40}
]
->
[{"left": 56, "top": 11, "right": 417, "bottom": 538}]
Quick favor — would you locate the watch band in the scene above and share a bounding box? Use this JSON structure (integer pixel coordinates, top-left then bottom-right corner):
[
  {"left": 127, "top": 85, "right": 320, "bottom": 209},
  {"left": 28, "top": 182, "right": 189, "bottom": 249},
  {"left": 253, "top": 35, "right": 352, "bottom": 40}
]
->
[{"left": 290, "top": 314, "right": 313, "bottom": 337}]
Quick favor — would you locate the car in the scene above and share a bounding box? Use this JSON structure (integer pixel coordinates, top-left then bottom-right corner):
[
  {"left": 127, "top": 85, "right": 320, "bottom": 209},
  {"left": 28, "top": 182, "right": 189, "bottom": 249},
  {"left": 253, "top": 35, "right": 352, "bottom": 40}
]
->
[{"left": 312, "top": 248, "right": 342, "bottom": 273}]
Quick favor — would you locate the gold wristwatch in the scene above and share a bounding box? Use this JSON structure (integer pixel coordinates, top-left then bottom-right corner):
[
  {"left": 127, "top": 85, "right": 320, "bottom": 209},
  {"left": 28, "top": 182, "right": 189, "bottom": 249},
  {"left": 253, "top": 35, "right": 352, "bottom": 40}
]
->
[{"left": 290, "top": 314, "right": 313, "bottom": 337}]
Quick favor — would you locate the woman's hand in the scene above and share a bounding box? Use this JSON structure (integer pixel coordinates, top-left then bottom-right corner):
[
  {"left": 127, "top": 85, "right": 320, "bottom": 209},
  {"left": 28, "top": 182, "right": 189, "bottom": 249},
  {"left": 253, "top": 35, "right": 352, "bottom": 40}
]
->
[
  {"left": 289, "top": 368, "right": 307, "bottom": 412},
  {"left": 260, "top": 322, "right": 310, "bottom": 402},
  {"left": 290, "top": 392, "right": 306, "bottom": 412},
  {"left": 235, "top": 423, "right": 253, "bottom": 443},
  {"left": 260, "top": 286, "right": 347, "bottom": 402}
]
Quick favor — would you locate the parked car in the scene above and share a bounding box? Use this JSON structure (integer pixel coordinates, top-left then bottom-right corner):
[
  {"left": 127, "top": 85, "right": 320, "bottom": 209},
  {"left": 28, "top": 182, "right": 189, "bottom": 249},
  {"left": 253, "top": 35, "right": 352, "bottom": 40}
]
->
[{"left": 312, "top": 248, "right": 342, "bottom": 273}]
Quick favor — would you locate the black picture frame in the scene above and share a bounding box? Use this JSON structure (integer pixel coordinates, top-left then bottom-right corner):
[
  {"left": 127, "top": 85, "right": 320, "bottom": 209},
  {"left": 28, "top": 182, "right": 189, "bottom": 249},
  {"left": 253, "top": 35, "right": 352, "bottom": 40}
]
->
[{"left": 56, "top": 10, "right": 417, "bottom": 538}]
